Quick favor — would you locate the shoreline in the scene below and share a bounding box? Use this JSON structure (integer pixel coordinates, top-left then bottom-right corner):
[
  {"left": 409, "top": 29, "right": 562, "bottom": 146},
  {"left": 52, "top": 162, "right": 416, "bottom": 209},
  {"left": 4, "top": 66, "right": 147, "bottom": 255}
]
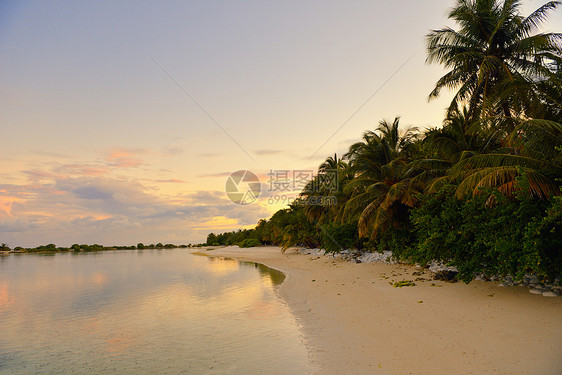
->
[{"left": 204, "top": 246, "right": 562, "bottom": 375}]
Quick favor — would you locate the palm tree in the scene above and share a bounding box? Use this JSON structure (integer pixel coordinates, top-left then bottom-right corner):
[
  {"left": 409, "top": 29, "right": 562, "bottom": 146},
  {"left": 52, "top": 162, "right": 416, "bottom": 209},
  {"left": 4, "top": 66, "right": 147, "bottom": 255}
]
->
[
  {"left": 342, "top": 122, "right": 422, "bottom": 238},
  {"left": 451, "top": 118, "right": 562, "bottom": 200},
  {"left": 529, "top": 62, "right": 562, "bottom": 122},
  {"left": 408, "top": 106, "right": 499, "bottom": 192},
  {"left": 426, "top": 0, "right": 562, "bottom": 120},
  {"left": 376, "top": 117, "right": 419, "bottom": 156},
  {"left": 301, "top": 153, "right": 352, "bottom": 223}
]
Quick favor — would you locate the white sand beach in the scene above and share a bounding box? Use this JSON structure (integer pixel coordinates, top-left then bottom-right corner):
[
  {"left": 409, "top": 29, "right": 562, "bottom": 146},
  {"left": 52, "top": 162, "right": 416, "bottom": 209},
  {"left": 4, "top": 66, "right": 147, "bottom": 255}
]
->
[{"left": 204, "top": 246, "right": 562, "bottom": 375}]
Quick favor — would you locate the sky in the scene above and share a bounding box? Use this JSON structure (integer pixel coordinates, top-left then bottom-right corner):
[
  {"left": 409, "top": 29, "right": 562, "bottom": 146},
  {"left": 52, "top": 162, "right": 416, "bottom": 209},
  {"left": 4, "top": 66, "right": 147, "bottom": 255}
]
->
[{"left": 1, "top": 0, "right": 560, "bottom": 247}]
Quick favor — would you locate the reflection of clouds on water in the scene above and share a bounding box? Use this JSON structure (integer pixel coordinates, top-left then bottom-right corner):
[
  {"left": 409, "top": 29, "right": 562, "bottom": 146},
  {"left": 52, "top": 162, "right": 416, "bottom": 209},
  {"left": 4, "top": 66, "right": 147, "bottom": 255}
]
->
[
  {"left": 91, "top": 272, "right": 108, "bottom": 286},
  {"left": 105, "top": 332, "right": 138, "bottom": 357},
  {"left": 245, "top": 299, "right": 279, "bottom": 320},
  {"left": 204, "top": 257, "right": 240, "bottom": 275},
  {"left": 0, "top": 250, "right": 310, "bottom": 374},
  {"left": 0, "top": 281, "right": 14, "bottom": 311},
  {"left": 79, "top": 317, "right": 101, "bottom": 336}
]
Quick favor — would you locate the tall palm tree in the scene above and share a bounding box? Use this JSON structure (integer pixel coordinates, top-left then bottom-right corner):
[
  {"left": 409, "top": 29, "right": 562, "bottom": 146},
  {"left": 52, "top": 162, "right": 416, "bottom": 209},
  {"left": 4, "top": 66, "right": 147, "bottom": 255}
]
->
[
  {"left": 342, "top": 123, "right": 422, "bottom": 238},
  {"left": 301, "top": 153, "right": 352, "bottom": 223},
  {"left": 426, "top": 0, "right": 562, "bottom": 120},
  {"left": 376, "top": 117, "right": 419, "bottom": 156}
]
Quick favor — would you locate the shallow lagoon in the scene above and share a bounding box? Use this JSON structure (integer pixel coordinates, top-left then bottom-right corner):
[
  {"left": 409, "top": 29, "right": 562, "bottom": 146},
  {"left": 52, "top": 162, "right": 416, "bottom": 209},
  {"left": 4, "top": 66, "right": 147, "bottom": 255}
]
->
[{"left": 0, "top": 249, "right": 311, "bottom": 374}]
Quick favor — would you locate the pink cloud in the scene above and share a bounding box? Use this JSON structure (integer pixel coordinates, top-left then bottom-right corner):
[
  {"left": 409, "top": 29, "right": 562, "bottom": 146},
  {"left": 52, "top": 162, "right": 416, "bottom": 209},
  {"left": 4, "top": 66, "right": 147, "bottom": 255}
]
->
[
  {"left": 198, "top": 171, "right": 233, "bottom": 178},
  {"left": 155, "top": 179, "right": 188, "bottom": 183},
  {"left": 107, "top": 150, "right": 143, "bottom": 168},
  {"left": 0, "top": 196, "right": 24, "bottom": 217}
]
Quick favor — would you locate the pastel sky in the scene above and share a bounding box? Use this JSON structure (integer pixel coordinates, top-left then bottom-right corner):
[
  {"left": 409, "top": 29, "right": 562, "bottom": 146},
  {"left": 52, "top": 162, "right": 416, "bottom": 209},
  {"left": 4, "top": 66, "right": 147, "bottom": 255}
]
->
[{"left": 1, "top": 1, "right": 560, "bottom": 247}]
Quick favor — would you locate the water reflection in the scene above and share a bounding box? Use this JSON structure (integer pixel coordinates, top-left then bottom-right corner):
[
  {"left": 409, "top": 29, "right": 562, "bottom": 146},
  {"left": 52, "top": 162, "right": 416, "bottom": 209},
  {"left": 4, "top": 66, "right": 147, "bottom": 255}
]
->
[
  {"left": 249, "top": 262, "right": 286, "bottom": 286},
  {"left": 201, "top": 256, "right": 286, "bottom": 287},
  {"left": 0, "top": 250, "right": 310, "bottom": 374}
]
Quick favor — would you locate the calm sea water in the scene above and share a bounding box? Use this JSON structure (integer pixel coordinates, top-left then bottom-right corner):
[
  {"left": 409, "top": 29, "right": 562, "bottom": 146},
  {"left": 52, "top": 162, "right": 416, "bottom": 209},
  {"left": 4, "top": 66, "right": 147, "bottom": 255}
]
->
[{"left": 0, "top": 249, "right": 312, "bottom": 374}]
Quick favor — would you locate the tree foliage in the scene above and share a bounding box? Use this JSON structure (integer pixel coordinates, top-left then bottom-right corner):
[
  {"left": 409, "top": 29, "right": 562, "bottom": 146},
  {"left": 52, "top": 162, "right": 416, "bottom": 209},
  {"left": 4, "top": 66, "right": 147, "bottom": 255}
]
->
[{"left": 209, "top": 0, "right": 561, "bottom": 283}]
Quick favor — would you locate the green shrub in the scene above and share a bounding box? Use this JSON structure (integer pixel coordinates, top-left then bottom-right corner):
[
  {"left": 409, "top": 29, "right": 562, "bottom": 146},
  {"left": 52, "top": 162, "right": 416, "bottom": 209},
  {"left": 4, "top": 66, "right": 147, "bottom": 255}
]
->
[
  {"left": 410, "top": 185, "right": 553, "bottom": 282},
  {"left": 373, "top": 226, "right": 415, "bottom": 258},
  {"left": 522, "top": 197, "right": 562, "bottom": 281},
  {"left": 320, "top": 222, "right": 363, "bottom": 253},
  {"left": 238, "top": 238, "right": 261, "bottom": 248}
]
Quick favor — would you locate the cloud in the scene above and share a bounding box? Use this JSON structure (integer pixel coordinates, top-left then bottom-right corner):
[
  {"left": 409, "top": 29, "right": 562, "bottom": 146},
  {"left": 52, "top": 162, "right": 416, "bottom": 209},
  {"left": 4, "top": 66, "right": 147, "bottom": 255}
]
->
[
  {"left": 32, "top": 150, "right": 71, "bottom": 159},
  {"left": 1, "top": 146, "right": 274, "bottom": 247},
  {"left": 107, "top": 151, "right": 143, "bottom": 168},
  {"left": 56, "top": 164, "right": 109, "bottom": 177},
  {"left": 198, "top": 152, "right": 222, "bottom": 158},
  {"left": 104, "top": 148, "right": 149, "bottom": 169},
  {"left": 155, "top": 179, "right": 188, "bottom": 183},
  {"left": 160, "top": 146, "right": 184, "bottom": 156},
  {"left": 72, "top": 185, "right": 114, "bottom": 200},
  {"left": 0, "top": 196, "right": 24, "bottom": 218},
  {"left": 23, "top": 169, "right": 63, "bottom": 181},
  {"left": 0, "top": 174, "right": 269, "bottom": 247},
  {"left": 254, "top": 149, "right": 283, "bottom": 156},
  {"left": 198, "top": 171, "right": 233, "bottom": 178}
]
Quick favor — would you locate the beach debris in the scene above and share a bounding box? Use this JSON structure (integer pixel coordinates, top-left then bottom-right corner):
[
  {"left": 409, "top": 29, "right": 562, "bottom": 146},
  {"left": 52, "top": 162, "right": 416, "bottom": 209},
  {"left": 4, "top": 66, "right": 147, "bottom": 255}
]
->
[
  {"left": 393, "top": 280, "right": 416, "bottom": 287},
  {"left": 542, "top": 291, "right": 559, "bottom": 297}
]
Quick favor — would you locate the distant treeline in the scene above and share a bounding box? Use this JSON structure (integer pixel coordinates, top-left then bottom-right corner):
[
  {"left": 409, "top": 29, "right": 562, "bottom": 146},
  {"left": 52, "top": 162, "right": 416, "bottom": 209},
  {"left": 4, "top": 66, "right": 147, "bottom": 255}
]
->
[
  {"left": 0, "top": 243, "right": 190, "bottom": 253},
  {"left": 207, "top": 0, "right": 562, "bottom": 284},
  {"left": 206, "top": 230, "right": 263, "bottom": 249}
]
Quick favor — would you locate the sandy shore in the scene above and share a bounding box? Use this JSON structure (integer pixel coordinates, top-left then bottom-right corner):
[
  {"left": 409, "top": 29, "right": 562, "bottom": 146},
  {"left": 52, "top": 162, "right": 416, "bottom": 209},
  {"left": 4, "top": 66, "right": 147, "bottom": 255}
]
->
[{"left": 204, "top": 246, "right": 562, "bottom": 375}]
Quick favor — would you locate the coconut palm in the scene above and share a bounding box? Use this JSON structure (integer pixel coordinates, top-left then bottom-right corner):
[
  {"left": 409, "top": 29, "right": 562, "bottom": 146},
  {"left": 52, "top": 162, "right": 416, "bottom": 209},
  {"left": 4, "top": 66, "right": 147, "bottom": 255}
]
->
[
  {"left": 426, "top": 0, "right": 562, "bottom": 120},
  {"left": 342, "top": 123, "right": 422, "bottom": 238},
  {"left": 301, "top": 153, "right": 352, "bottom": 223},
  {"left": 376, "top": 117, "right": 419, "bottom": 156},
  {"left": 451, "top": 118, "right": 562, "bottom": 199},
  {"left": 407, "top": 106, "right": 500, "bottom": 192}
]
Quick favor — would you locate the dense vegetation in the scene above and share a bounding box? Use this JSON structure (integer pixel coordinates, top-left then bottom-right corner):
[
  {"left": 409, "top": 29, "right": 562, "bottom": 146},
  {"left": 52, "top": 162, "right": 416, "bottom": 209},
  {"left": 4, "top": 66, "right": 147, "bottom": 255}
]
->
[{"left": 207, "top": 0, "right": 562, "bottom": 283}]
